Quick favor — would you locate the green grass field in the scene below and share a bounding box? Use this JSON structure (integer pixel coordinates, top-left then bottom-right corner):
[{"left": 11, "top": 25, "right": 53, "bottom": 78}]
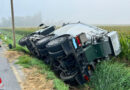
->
[
  {"left": 0, "top": 26, "right": 130, "bottom": 90},
  {"left": 99, "top": 26, "right": 130, "bottom": 61}
]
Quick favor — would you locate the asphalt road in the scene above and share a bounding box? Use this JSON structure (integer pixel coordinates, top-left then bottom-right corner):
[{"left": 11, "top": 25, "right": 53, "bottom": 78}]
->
[{"left": 0, "top": 42, "right": 21, "bottom": 90}]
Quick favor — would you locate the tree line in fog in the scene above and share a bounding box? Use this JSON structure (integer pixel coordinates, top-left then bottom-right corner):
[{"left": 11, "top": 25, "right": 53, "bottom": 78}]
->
[{"left": 0, "top": 13, "right": 42, "bottom": 27}]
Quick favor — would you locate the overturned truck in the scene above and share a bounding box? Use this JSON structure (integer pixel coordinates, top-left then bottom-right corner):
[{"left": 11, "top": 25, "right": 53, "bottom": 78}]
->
[{"left": 19, "top": 23, "right": 121, "bottom": 85}]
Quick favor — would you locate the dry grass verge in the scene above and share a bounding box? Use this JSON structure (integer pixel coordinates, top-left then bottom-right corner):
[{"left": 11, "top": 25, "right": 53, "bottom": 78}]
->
[
  {"left": 22, "top": 67, "right": 53, "bottom": 90},
  {"left": 4, "top": 50, "right": 24, "bottom": 62}
]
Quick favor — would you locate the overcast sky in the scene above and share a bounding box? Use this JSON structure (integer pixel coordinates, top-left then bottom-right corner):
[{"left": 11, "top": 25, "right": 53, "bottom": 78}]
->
[{"left": 0, "top": 0, "right": 130, "bottom": 25}]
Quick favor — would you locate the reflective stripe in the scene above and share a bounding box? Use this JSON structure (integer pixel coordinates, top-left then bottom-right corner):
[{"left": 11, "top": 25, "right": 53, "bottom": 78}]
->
[{"left": 72, "top": 38, "right": 77, "bottom": 49}]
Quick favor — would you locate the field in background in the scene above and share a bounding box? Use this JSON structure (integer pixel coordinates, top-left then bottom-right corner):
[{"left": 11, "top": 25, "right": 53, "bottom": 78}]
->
[
  {"left": 99, "top": 26, "right": 130, "bottom": 35},
  {"left": 99, "top": 26, "right": 130, "bottom": 61},
  {"left": 0, "top": 25, "right": 130, "bottom": 90}
]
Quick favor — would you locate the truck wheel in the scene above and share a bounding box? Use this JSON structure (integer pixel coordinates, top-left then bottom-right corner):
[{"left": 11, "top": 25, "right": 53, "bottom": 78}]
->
[
  {"left": 19, "top": 33, "right": 36, "bottom": 46},
  {"left": 46, "top": 34, "right": 71, "bottom": 52},
  {"left": 60, "top": 71, "right": 78, "bottom": 81},
  {"left": 48, "top": 50, "right": 66, "bottom": 59},
  {"left": 51, "top": 61, "right": 61, "bottom": 73},
  {"left": 32, "top": 35, "right": 45, "bottom": 43},
  {"left": 38, "top": 48, "right": 47, "bottom": 54},
  {"left": 38, "top": 48, "right": 48, "bottom": 57},
  {"left": 36, "top": 34, "right": 55, "bottom": 49},
  {"left": 19, "top": 36, "right": 28, "bottom": 46}
]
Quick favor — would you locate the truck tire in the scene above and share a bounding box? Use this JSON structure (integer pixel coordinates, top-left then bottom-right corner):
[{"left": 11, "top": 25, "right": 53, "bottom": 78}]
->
[
  {"left": 38, "top": 48, "right": 48, "bottom": 58},
  {"left": 36, "top": 34, "right": 55, "bottom": 49},
  {"left": 19, "top": 36, "right": 28, "bottom": 46},
  {"left": 48, "top": 50, "right": 66, "bottom": 59},
  {"left": 31, "top": 35, "right": 45, "bottom": 43},
  {"left": 60, "top": 71, "right": 78, "bottom": 81},
  {"left": 38, "top": 48, "right": 47, "bottom": 54},
  {"left": 51, "top": 61, "right": 61, "bottom": 73},
  {"left": 19, "top": 33, "right": 36, "bottom": 46},
  {"left": 40, "top": 26, "right": 55, "bottom": 35},
  {"left": 46, "top": 34, "right": 71, "bottom": 52}
]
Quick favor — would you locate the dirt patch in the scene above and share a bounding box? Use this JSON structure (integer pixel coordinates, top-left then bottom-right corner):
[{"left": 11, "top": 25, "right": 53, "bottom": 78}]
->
[
  {"left": 4, "top": 51, "right": 24, "bottom": 62},
  {"left": 22, "top": 67, "right": 53, "bottom": 90}
]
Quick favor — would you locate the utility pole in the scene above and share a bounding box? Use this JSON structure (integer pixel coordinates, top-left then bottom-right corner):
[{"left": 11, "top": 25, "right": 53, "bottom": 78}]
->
[{"left": 10, "top": 0, "right": 16, "bottom": 48}]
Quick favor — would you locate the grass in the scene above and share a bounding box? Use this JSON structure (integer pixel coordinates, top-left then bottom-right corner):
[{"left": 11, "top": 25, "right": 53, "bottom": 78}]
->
[
  {"left": 17, "top": 55, "right": 69, "bottom": 90},
  {"left": 119, "top": 35, "right": 130, "bottom": 61},
  {"left": 89, "top": 60, "right": 130, "bottom": 90},
  {"left": 0, "top": 26, "right": 130, "bottom": 90},
  {"left": 0, "top": 28, "right": 32, "bottom": 53}
]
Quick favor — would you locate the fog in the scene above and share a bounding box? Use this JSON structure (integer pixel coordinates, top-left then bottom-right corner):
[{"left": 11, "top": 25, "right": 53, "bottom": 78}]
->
[
  {"left": 0, "top": 13, "right": 42, "bottom": 27},
  {"left": 0, "top": 0, "right": 130, "bottom": 27}
]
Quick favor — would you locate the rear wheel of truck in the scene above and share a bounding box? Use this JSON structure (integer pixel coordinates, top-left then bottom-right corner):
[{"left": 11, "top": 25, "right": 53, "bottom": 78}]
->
[
  {"left": 46, "top": 34, "right": 71, "bottom": 52},
  {"left": 51, "top": 60, "right": 61, "bottom": 74},
  {"left": 48, "top": 50, "right": 66, "bottom": 59},
  {"left": 36, "top": 34, "right": 55, "bottom": 49},
  {"left": 60, "top": 71, "right": 78, "bottom": 81},
  {"left": 19, "top": 33, "right": 36, "bottom": 46},
  {"left": 19, "top": 36, "right": 28, "bottom": 46},
  {"left": 31, "top": 35, "right": 45, "bottom": 43},
  {"left": 37, "top": 48, "right": 48, "bottom": 58}
]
